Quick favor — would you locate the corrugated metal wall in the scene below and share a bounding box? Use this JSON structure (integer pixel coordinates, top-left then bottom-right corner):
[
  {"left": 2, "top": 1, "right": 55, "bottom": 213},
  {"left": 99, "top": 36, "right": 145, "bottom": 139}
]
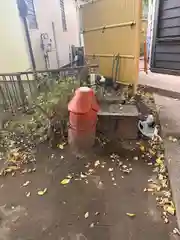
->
[{"left": 80, "top": 0, "right": 141, "bottom": 87}]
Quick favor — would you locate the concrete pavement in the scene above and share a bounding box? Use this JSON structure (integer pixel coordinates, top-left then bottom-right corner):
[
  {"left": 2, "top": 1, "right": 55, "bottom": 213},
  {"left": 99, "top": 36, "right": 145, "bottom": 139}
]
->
[
  {"left": 0, "top": 141, "right": 178, "bottom": 240},
  {"left": 139, "top": 72, "right": 180, "bottom": 98},
  {"left": 154, "top": 94, "right": 180, "bottom": 230}
]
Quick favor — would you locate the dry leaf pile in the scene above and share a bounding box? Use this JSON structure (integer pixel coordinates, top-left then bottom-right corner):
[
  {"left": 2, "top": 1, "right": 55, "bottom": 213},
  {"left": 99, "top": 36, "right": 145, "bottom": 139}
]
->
[
  {"left": 0, "top": 131, "right": 36, "bottom": 176},
  {"left": 142, "top": 137, "right": 175, "bottom": 224}
]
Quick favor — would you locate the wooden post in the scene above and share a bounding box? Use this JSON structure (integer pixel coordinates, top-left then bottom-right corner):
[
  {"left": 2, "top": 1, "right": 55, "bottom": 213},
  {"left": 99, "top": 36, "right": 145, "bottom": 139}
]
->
[
  {"left": 133, "top": 0, "right": 142, "bottom": 94},
  {"left": 144, "top": 40, "right": 148, "bottom": 74}
]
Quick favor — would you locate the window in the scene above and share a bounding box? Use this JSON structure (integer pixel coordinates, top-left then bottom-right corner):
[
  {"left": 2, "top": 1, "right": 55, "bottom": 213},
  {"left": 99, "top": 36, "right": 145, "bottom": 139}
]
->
[
  {"left": 60, "top": 0, "right": 67, "bottom": 32},
  {"left": 25, "top": 0, "right": 38, "bottom": 29}
]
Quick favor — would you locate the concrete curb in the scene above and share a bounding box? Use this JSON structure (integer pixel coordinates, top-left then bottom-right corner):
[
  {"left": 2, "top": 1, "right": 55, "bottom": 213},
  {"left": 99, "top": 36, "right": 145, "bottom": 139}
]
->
[
  {"left": 153, "top": 94, "right": 180, "bottom": 228},
  {"left": 163, "top": 140, "right": 180, "bottom": 229},
  {"left": 139, "top": 84, "right": 180, "bottom": 100}
]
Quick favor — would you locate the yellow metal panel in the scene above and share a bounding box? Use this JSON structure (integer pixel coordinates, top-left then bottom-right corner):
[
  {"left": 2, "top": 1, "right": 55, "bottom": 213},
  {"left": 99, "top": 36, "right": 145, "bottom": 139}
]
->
[
  {"left": 82, "top": 0, "right": 135, "bottom": 29},
  {"left": 81, "top": 0, "right": 141, "bottom": 87},
  {"left": 84, "top": 27, "right": 135, "bottom": 56}
]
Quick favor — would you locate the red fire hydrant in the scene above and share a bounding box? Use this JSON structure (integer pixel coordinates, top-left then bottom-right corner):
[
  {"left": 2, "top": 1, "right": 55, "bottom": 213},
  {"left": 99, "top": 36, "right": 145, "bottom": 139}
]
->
[{"left": 68, "top": 87, "right": 99, "bottom": 154}]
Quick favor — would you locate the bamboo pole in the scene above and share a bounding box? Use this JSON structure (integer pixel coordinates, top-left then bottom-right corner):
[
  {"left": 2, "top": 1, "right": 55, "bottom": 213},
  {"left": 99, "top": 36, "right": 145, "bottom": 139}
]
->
[
  {"left": 86, "top": 54, "right": 134, "bottom": 59},
  {"left": 83, "top": 21, "right": 136, "bottom": 34}
]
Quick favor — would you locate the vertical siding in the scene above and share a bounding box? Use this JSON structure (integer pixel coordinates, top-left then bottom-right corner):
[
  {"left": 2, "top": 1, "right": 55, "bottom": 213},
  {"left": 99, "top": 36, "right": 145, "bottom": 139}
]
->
[
  {"left": 152, "top": 0, "right": 180, "bottom": 73},
  {"left": 0, "top": 0, "right": 31, "bottom": 73}
]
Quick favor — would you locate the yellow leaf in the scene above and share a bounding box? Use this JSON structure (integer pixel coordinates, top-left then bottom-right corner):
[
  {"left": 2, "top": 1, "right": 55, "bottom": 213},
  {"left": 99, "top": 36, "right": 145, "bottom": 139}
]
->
[
  {"left": 164, "top": 205, "right": 176, "bottom": 216},
  {"left": 57, "top": 144, "right": 64, "bottom": 149},
  {"left": 156, "top": 157, "right": 163, "bottom": 166},
  {"left": 167, "top": 206, "right": 175, "bottom": 216},
  {"left": 37, "top": 188, "right": 48, "bottom": 196},
  {"left": 61, "top": 178, "right": 70, "bottom": 185},
  {"left": 140, "top": 145, "right": 145, "bottom": 152},
  {"left": 149, "top": 149, "right": 156, "bottom": 156},
  {"left": 57, "top": 142, "right": 66, "bottom": 149},
  {"left": 5, "top": 166, "right": 19, "bottom": 173},
  {"left": 126, "top": 213, "right": 136, "bottom": 217}
]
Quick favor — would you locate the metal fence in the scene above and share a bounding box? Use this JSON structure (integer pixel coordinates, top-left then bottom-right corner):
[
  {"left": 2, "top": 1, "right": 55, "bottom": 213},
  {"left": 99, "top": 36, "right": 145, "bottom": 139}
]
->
[{"left": 0, "top": 65, "right": 97, "bottom": 113}]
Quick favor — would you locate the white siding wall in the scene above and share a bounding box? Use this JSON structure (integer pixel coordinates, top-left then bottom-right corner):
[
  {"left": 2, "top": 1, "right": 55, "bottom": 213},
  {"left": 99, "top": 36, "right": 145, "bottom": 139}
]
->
[
  {"left": 0, "top": 0, "right": 31, "bottom": 73},
  {"left": 30, "top": 0, "right": 80, "bottom": 70}
]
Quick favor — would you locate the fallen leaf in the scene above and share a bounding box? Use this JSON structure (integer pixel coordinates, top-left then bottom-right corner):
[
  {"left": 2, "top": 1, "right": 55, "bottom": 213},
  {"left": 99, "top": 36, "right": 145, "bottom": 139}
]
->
[
  {"left": 133, "top": 156, "right": 138, "bottom": 161},
  {"left": 67, "top": 174, "right": 72, "bottom": 179},
  {"left": 85, "top": 212, "right": 89, "bottom": 219},
  {"left": 80, "top": 173, "right": 87, "bottom": 178},
  {"left": 173, "top": 138, "right": 178, "bottom": 143},
  {"left": 58, "top": 145, "right": 64, "bottom": 149},
  {"left": 163, "top": 217, "right": 169, "bottom": 224},
  {"left": 156, "top": 156, "right": 164, "bottom": 166},
  {"left": 61, "top": 178, "right": 71, "bottom": 185},
  {"left": 26, "top": 192, "right": 31, "bottom": 197},
  {"left": 108, "top": 168, "right": 113, "bottom": 172},
  {"left": 164, "top": 203, "right": 176, "bottom": 216},
  {"left": 168, "top": 136, "right": 173, "bottom": 141},
  {"left": 126, "top": 213, "right": 136, "bottom": 217},
  {"left": 22, "top": 181, "right": 31, "bottom": 187},
  {"left": 57, "top": 144, "right": 64, "bottom": 149},
  {"left": 149, "top": 149, "right": 156, "bottom": 156},
  {"left": 94, "top": 160, "right": 100, "bottom": 167},
  {"left": 5, "top": 166, "right": 19, "bottom": 173},
  {"left": 140, "top": 145, "right": 145, "bottom": 152},
  {"left": 85, "top": 163, "right": 91, "bottom": 168},
  {"left": 37, "top": 188, "right": 48, "bottom": 196},
  {"left": 88, "top": 169, "right": 94, "bottom": 174},
  {"left": 173, "top": 228, "right": 180, "bottom": 235},
  {"left": 122, "top": 165, "right": 127, "bottom": 169},
  {"left": 158, "top": 174, "right": 164, "bottom": 181},
  {"left": 166, "top": 206, "right": 176, "bottom": 216},
  {"left": 90, "top": 223, "right": 94, "bottom": 228},
  {"left": 144, "top": 188, "right": 154, "bottom": 192}
]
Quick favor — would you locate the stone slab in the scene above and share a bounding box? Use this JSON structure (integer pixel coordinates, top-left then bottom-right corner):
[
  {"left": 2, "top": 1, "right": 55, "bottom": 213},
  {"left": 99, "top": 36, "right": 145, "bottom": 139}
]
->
[
  {"left": 98, "top": 103, "right": 139, "bottom": 117},
  {"left": 97, "top": 104, "right": 139, "bottom": 140}
]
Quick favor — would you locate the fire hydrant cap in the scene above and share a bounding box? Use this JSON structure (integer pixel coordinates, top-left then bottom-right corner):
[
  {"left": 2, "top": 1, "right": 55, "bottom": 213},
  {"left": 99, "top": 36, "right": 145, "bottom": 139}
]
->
[{"left": 68, "top": 87, "right": 99, "bottom": 114}]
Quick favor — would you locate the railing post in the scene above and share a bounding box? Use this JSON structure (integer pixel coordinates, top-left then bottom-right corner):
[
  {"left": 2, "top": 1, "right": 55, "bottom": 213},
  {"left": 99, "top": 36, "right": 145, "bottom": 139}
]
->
[
  {"left": 17, "top": 74, "right": 27, "bottom": 112},
  {"left": 0, "top": 85, "right": 8, "bottom": 111}
]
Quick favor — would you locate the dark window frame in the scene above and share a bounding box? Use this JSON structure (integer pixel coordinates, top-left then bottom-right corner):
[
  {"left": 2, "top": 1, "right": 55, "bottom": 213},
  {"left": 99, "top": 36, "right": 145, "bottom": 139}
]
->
[
  {"left": 60, "top": 0, "right": 67, "bottom": 32},
  {"left": 25, "top": 0, "right": 38, "bottom": 29}
]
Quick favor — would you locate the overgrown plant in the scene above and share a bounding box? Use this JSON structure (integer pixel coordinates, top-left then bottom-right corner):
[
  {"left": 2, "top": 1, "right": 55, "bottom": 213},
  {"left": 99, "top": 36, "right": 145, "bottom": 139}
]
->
[{"left": 6, "top": 77, "right": 79, "bottom": 146}]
